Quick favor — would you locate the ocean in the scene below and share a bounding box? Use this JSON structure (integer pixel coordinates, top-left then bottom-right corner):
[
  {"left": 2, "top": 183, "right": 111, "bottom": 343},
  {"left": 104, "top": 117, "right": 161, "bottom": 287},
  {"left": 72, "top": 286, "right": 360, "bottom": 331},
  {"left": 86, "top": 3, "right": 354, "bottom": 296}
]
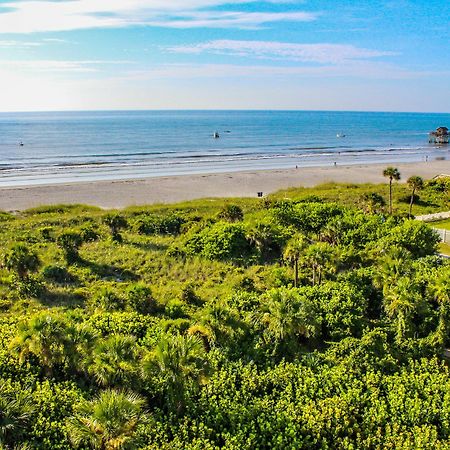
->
[{"left": 0, "top": 110, "right": 449, "bottom": 186}]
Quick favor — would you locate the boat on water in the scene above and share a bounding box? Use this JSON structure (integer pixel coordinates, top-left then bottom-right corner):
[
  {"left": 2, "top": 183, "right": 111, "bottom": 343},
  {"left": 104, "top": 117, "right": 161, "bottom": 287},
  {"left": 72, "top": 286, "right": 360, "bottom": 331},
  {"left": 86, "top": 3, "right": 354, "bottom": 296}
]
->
[
  {"left": 336, "top": 133, "right": 346, "bottom": 138},
  {"left": 213, "top": 132, "right": 220, "bottom": 139}
]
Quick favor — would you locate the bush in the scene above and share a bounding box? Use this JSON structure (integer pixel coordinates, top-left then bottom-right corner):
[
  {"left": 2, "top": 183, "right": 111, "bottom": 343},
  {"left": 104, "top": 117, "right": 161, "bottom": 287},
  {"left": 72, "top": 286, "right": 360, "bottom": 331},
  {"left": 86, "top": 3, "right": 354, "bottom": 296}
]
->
[
  {"left": 134, "top": 214, "right": 185, "bottom": 235},
  {"left": 185, "top": 222, "right": 252, "bottom": 262},
  {"left": 127, "top": 284, "right": 157, "bottom": 314},
  {"left": 165, "top": 300, "right": 187, "bottom": 319},
  {"left": 89, "top": 287, "right": 125, "bottom": 311},
  {"left": 217, "top": 204, "right": 244, "bottom": 222}
]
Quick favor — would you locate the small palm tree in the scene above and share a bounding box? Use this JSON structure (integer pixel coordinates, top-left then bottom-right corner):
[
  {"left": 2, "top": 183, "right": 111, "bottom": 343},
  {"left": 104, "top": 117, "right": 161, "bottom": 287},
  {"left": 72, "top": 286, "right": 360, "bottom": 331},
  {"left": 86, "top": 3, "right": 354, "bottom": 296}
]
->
[
  {"left": 67, "top": 390, "right": 147, "bottom": 450},
  {"left": 0, "top": 381, "right": 34, "bottom": 448},
  {"left": 10, "top": 312, "right": 73, "bottom": 376},
  {"left": 87, "top": 335, "right": 138, "bottom": 387},
  {"left": 257, "top": 287, "right": 318, "bottom": 347},
  {"left": 406, "top": 175, "right": 424, "bottom": 217},
  {"left": 383, "top": 167, "right": 401, "bottom": 214},
  {"left": 283, "top": 234, "right": 308, "bottom": 287},
  {"left": 304, "top": 242, "right": 337, "bottom": 286},
  {"left": 103, "top": 214, "right": 128, "bottom": 243},
  {"left": 142, "top": 334, "right": 209, "bottom": 414},
  {"left": 428, "top": 268, "right": 450, "bottom": 345},
  {"left": 246, "top": 223, "right": 279, "bottom": 261},
  {"left": 384, "top": 277, "right": 420, "bottom": 342},
  {"left": 3, "top": 245, "right": 40, "bottom": 281},
  {"left": 56, "top": 230, "right": 84, "bottom": 264}
]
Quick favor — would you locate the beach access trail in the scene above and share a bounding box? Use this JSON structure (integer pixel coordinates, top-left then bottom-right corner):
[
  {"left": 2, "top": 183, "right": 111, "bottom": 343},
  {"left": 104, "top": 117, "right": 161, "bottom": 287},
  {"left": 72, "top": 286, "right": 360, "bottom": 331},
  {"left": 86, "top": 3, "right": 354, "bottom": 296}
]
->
[{"left": 0, "top": 160, "right": 449, "bottom": 211}]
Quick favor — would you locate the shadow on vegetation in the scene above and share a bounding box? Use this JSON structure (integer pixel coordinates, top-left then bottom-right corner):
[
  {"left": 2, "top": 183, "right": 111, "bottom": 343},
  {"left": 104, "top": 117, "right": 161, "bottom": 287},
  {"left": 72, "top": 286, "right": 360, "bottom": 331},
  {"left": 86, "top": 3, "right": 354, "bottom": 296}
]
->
[
  {"left": 78, "top": 258, "right": 140, "bottom": 281},
  {"left": 398, "top": 195, "right": 440, "bottom": 209},
  {"left": 39, "top": 290, "right": 86, "bottom": 308},
  {"left": 128, "top": 240, "right": 169, "bottom": 252}
]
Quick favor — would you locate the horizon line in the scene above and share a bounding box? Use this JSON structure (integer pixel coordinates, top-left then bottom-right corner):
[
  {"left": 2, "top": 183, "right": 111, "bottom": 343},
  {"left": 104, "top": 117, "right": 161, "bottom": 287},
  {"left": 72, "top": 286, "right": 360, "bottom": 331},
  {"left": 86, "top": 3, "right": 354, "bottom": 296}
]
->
[{"left": 0, "top": 108, "right": 449, "bottom": 115}]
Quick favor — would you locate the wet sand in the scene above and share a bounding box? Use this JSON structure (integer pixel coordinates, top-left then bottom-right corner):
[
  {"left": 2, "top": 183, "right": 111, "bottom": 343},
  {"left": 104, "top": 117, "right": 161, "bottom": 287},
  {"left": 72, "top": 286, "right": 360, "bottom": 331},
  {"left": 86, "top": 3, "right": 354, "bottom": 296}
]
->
[{"left": 0, "top": 160, "right": 449, "bottom": 211}]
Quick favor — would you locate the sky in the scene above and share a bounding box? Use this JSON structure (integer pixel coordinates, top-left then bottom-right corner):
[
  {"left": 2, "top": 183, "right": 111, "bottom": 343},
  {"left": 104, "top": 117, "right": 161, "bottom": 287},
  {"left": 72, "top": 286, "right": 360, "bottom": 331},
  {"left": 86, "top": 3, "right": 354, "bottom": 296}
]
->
[{"left": 0, "top": 0, "right": 449, "bottom": 112}]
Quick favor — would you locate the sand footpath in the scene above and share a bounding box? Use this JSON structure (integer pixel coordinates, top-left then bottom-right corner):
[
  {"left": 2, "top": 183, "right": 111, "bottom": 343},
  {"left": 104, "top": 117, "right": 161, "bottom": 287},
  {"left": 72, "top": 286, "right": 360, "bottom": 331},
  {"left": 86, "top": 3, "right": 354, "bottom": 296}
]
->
[{"left": 0, "top": 160, "right": 449, "bottom": 211}]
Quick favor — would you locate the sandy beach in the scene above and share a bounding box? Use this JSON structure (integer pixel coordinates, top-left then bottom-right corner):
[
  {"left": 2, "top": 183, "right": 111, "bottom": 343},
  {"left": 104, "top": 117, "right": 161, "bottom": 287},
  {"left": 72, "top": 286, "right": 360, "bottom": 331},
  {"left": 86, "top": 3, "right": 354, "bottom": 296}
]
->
[{"left": 0, "top": 160, "right": 449, "bottom": 211}]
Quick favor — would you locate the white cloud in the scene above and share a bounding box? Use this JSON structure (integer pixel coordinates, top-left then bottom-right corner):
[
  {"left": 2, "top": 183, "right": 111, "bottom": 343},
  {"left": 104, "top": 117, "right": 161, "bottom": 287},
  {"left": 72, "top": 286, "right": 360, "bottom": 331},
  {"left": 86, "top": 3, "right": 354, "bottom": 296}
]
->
[
  {"left": 0, "top": 0, "right": 317, "bottom": 33},
  {"left": 169, "top": 40, "right": 396, "bottom": 63}
]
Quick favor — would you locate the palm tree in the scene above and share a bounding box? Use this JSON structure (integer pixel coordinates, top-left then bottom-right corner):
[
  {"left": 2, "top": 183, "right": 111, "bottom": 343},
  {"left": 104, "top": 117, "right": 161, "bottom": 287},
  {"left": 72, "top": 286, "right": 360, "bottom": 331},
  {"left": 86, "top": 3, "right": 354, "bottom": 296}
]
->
[
  {"left": 375, "top": 246, "right": 412, "bottom": 296},
  {"left": 56, "top": 230, "right": 84, "bottom": 264},
  {"left": 3, "top": 245, "right": 40, "bottom": 281},
  {"left": 67, "top": 390, "right": 147, "bottom": 450},
  {"left": 0, "top": 381, "right": 34, "bottom": 448},
  {"left": 103, "top": 214, "right": 128, "bottom": 243},
  {"left": 10, "top": 312, "right": 73, "bottom": 376},
  {"left": 142, "top": 334, "right": 209, "bottom": 414},
  {"left": 257, "top": 287, "right": 318, "bottom": 348},
  {"left": 384, "top": 277, "right": 420, "bottom": 342},
  {"left": 383, "top": 167, "right": 401, "bottom": 214},
  {"left": 428, "top": 268, "right": 450, "bottom": 345},
  {"left": 406, "top": 175, "right": 424, "bottom": 217},
  {"left": 87, "top": 335, "right": 138, "bottom": 387},
  {"left": 246, "top": 223, "right": 279, "bottom": 261},
  {"left": 283, "top": 234, "right": 308, "bottom": 287},
  {"left": 303, "top": 242, "right": 337, "bottom": 286}
]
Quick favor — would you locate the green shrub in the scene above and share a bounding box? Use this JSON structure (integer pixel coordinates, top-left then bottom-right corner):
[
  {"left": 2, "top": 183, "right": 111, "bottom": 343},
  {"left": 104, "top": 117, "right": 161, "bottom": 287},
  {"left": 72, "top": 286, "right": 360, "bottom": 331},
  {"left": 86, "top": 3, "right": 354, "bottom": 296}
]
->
[
  {"left": 217, "top": 204, "right": 244, "bottom": 222},
  {"left": 89, "top": 287, "right": 125, "bottom": 311},
  {"left": 56, "top": 231, "right": 84, "bottom": 264},
  {"left": 126, "top": 284, "right": 157, "bottom": 314}
]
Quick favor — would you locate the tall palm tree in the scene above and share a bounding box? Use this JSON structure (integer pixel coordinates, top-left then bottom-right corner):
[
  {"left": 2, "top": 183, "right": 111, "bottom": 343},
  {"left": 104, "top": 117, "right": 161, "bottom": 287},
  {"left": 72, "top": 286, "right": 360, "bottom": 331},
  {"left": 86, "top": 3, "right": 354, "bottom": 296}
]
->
[
  {"left": 67, "top": 390, "right": 147, "bottom": 450},
  {"left": 3, "top": 245, "right": 40, "bottom": 281},
  {"left": 0, "top": 381, "right": 34, "bottom": 448},
  {"left": 10, "top": 312, "right": 73, "bottom": 376},
  {"left": 406, "top": 175, "right": 424, "bottom": 217},
  {"left": 383, "top": 167, "right": 401, "bottom": 215},
  {"left": 283, "top": 234, "right": 308, "bottom": 287},
  {"left": 87, "top": 335, "right": 138, "bottom": 387},
  {"left": 142, "top": 334, "right": 209, "bottom": 414}
]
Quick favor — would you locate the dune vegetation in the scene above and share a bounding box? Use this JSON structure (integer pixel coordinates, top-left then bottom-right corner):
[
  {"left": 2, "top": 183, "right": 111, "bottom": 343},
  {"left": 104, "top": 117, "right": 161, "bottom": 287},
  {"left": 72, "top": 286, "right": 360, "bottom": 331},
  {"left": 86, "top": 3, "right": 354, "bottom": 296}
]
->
[{"left": 0, "top": 176, "right": 449, "bottom": 449}]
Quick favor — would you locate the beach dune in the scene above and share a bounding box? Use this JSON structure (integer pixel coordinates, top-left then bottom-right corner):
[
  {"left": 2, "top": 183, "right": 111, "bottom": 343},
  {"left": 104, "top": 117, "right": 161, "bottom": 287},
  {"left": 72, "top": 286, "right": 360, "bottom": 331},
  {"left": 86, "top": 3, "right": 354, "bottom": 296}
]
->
[{"left": 0, "top": 160, "right": 448, "bottom": 211}]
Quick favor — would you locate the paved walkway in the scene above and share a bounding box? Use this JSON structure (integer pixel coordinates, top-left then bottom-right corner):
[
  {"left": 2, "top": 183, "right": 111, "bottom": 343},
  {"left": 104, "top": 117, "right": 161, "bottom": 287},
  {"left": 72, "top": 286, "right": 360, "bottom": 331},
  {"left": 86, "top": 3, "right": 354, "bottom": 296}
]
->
[{"left": 415, "top": 211, "right": 450, "bottom": 222}]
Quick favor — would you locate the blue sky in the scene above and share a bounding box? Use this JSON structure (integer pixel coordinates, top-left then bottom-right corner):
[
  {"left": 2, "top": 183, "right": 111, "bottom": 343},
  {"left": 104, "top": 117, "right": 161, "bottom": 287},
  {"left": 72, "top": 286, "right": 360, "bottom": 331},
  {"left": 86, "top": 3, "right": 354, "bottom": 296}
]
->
[{"left": 0, "top": 0, "right": 448, "bottom": 112}]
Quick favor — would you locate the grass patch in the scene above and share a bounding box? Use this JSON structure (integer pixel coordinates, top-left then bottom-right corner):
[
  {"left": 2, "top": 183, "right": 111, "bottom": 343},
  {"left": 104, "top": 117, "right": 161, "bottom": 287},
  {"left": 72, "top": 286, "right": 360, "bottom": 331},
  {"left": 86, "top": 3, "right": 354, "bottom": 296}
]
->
[
  {"left": 438, "top": 242, "right": 450, "bottom": 256},
  {"left": 432, "top": 219, "right": 450, "bottom": 230}
]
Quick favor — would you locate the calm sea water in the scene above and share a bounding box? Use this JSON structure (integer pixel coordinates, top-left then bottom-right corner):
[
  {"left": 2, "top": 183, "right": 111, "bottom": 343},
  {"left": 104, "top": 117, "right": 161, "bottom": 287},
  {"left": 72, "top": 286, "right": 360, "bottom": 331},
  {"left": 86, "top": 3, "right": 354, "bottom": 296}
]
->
[{"left": 0, "top": 110, "right": 449, "bottom": 186}]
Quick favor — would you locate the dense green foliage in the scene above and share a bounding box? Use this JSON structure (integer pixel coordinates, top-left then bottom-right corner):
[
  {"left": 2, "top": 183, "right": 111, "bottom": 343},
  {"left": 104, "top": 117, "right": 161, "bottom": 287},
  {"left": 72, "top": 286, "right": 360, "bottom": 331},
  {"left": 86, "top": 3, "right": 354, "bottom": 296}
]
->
[{"left": 0, "top": 180, "right": 449, "bottom": 449}]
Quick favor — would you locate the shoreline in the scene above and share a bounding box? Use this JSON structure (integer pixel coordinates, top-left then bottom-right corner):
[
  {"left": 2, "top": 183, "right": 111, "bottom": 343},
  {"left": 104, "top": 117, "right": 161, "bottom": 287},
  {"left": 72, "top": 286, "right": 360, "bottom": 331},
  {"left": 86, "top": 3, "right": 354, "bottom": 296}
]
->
[{"left": 0, "top": 160, "right": 449, "bottom": 211}]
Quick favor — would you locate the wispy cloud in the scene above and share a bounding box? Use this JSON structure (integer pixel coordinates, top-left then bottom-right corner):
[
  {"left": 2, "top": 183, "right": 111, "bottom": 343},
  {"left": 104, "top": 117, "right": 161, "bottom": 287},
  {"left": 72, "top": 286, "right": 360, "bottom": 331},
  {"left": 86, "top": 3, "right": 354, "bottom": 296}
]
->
[
  {"left": 0, "top": 60, "right": 132, "bottom": 73},
  {"left": 122, "top": 62, "right": 433, "bottom": 81},
  {"left": 169, "top": 40, "right": 396, "bottom": 63},
  {"left": 0, "top": 0, "right": 317, "bottom": 33},
  {"left": 0, "top": 40, "right": 42, "bottom": 48}
]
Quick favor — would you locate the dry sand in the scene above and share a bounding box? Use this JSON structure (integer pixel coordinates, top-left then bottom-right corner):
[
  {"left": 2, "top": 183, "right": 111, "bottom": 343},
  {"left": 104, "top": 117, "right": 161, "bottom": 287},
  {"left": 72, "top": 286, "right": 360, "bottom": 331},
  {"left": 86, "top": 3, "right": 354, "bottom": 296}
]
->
[{"left": 0, "top": 160, "right": 449, "bottom": 211}]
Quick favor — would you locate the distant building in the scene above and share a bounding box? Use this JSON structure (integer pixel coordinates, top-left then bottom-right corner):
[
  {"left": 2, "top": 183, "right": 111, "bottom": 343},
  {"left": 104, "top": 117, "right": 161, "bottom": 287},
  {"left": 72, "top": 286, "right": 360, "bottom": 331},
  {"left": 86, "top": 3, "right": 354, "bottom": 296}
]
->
[{"left": 429, "top": 126, "right": 449, "bottom": 144}]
